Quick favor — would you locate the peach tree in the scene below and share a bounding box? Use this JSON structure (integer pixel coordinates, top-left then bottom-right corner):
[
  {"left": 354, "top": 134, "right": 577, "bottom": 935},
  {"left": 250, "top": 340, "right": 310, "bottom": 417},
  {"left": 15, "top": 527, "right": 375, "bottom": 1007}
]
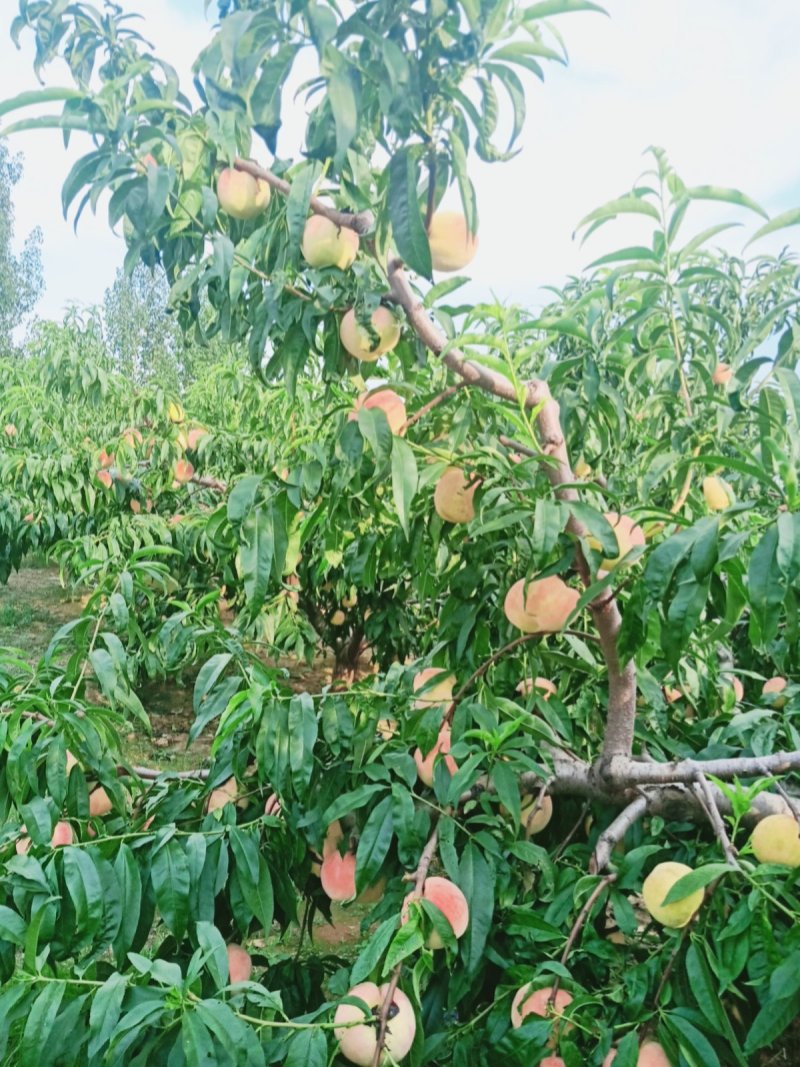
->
[{"left": 2, "top": 2, "right": 800, "bottom": 1065}]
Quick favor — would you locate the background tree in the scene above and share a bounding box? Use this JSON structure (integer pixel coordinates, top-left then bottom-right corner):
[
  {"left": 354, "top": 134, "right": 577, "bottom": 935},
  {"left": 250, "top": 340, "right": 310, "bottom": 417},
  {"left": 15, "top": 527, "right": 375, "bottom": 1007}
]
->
[{"left": 0, "top": 141, "right": 43, "bottom": 350}]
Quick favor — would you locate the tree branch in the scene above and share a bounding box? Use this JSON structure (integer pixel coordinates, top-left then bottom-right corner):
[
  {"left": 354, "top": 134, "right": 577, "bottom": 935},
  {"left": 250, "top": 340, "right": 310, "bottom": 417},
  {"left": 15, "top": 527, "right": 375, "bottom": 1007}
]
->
[
  {"left": 591, "top": 795, "right": 648, "bottom": 873},
  {"left": 610, "top": 749, "right": 800, "bottom": 785},
  {"left": 401, "top": 382, "right": 468, "bottom": 432},
  {"left": 692, "top": 773, "right": 739, "bottom": 867},
  {"left": 234, "top": 158, "right": 374, "bottom": 235}
]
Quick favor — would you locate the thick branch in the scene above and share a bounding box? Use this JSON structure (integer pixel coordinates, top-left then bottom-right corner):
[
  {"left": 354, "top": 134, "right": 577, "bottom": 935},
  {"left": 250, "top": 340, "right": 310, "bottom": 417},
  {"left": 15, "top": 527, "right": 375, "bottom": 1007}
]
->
[
  {"left": 611, "top": 749, "right": 800, "bottom": 785},
  {"left": 234, "top": 158, "right": 374, "bottom": 235}
]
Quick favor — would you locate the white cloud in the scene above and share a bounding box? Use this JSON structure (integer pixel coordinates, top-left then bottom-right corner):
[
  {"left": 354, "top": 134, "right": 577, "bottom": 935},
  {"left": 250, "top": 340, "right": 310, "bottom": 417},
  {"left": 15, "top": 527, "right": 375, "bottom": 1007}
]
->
[{"left": 1, "top": 0, "right": 798, "bottom": 320}]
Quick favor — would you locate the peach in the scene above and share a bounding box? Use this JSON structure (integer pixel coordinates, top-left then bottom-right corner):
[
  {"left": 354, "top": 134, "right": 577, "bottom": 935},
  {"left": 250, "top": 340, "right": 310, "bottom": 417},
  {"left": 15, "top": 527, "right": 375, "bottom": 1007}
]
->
[
  {"left": 516, "top": 677, "right": 556, "bottom": 700},
  {"left": 97, "top": 469, "right": 113, "bottom": 489},
  {"left": 98, "top": 449, "right": 115, "bottom": 468},
  {"left": 712, "top": 362, "right": 733, "bottom": 386},
  {"left": 412, "top": 668, "right": 455, "bottom": 709},
  {"left": 342, "top": 590, "right": 358, "bottom": 609},
  {"left": 3, "top": 423, "right": 17, "bottom": 437},
  {"left": 187, "top": 427, "right": 209, "bottom": 450},
  {"left": 702, "top": 475, "right": 732, "bottom": 511},
  {"left": 520, "top": 794, "right": 553, "bottom": 837},
  {"left": 206, "top": 777, "right": 238, "bottom": 813},
  {"left": 503, "top": 575, "right": 579, "bottom": 634},
  {"left": 350, "top": 388, "right": 406, "bottom": 435},
  {"left": 510, "top": 985, "right": 573, "bottom": 1030},
  {"left": 320, "top": 848, "right": 357, "bottom": 901},
  {"left": 414, "top": 724, "right": 457, "bottom": 786},
  {"left": 168, "top": 402, "right": 185, "bottom": 424},
  {"left": 23, "top": 512, "right": 34, "bottom": 522},
  {"left": 16, "top": 820, "right": 73, "bottom": 854},
  {"left": 663, "top": 686, "right": 683, "bottom": 704},
  {"left": 433, "top": 467, "right": 477, "bottom": 524},
  {"left": 174, "top": 459, "right": 194, "bottom": 484},
  {"left": 226, "top": 942, "right": 253, "bottom": 984},
  {"left": 334, "top": 982, "right": 416, "bottom": 1066},
  {"left": 89, "top": 787, "right": 113, "bottom": 817},
  {"left": 340, "top": 307, "right": 401, "bottom": 362},
  {"left": 540, "top": 1059, "right": 567, "bottom": 1067},
  {"left": 121, "top": 427, "right": 143, "bottom": 448},
  {"left": 264, "top": 793, "right": 282, "bottom": 818},
  {"left": 750, "top": 813, "right": 800, "bottom": 867},
  {"left": 730, "top": 677, "right": 744, "bottom": 703},
  {"left": 402, "top": 876, "right": 469, "bottom": 949},
  {"left": 642, "top": 862, "right": 703, "bottom": 928},
  {"left": 762, "top": 676, "right": 787, "bottom": 707},
  {"left": 377, "top": 718, "right": 398, "bottom": 740},
  {"left": 331, "top": 609, "right": 346, "bottom": 627},
  {"left": 587, "top": 512, "right": 645, "bottom": 570},
  {"left": 603, "top": 1041, "right": 672, "bottom": 1067},
  {"left": 427, "top": 211, "right": 478, "bottom": 272},
  {"left": 217, "top": 167, "right": 271, "bottom": 220},
  {"left": 573, "top": 458, "right": 591, "bottom": 479},
  {"left": 130, "top": 499, "right": 141, "bottom": 514},
  {"left": 301, "top": 215, "right": 359, "bottom": 270}
]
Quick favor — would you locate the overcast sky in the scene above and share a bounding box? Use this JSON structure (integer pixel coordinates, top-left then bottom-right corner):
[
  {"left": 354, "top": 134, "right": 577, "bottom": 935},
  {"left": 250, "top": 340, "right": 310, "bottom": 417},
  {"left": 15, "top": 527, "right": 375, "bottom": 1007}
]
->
[{"left": 2, "top": 0, "right": 799, "bottom": 322}]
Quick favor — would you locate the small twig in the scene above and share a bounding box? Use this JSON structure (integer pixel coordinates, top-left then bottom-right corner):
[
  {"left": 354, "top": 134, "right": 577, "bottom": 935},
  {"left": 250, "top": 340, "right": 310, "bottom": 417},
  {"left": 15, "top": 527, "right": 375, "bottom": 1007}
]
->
[
  {"left": 550, "top": 873, "right": 617, "bottom": 1003},
  {"left": 553, "top": 800, "right": 592, "bottom": 862},
  {"left": 590, "top": 795, "right": 649, "bottom": 873},
  {"left": 126, "top": 765, "right": 210, "bottom": 781},
  {"left": 692, "top": 773, "right": 739, "bottom": 867},
  {"left": 756, "top": 760, "right": 800, "bottom": 820},
  {"left": 652, "top": 923, "right": 692, "bottom": 1006},
  {"left": 234, "top": 158, "right": 374, "bottom": 234},
  {"left": 401, "top": 382, "right": 468, "bottom": 432}
]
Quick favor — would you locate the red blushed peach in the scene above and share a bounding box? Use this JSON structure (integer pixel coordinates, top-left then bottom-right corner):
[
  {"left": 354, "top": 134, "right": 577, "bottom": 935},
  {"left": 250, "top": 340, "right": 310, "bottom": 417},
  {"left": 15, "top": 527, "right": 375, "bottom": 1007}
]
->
[
  {"left": 206, "top": 777, "right": 238, "bottom": 813},
  {"left": 16, "top": 820, "right": 74, "bottom": 853},
  {"left": 587, "top": 512, "right": 645, "bottom": 570},
  {"left": 503, "top": 575, "right": 579, "bottom": 634},
  {"left": 401, "top": 876, "right": 469, "bottom": 949},
  {"left": 762, "top": 676, "right": 788, "bottom": 707},
  {"left": 334, "top": 982, "right": 416, "bottom": 1066},
  {"left": 97, "top": 469, "right": 113, "bottom": 489},
  {"left": 427, "top": 211, "right": 478, "bottom": 272},
  {"left": 412, "top": 667, "right": 456, "bottom": 709},
  {"left": 301, "top": 215, "right": 360, "bottom": 270},
  {"left": 226, "top": 942, "right": 253, "bottom": 984},
  {"left": 98, "top": 449, "right": 114, "bottom": 468},
  {"left": 603, "top": 1041, "right": 672, "bottom": 1067},
  {"left": 3, "top": 423, "right": 17, "bottom": 437},
  {"left": 510, "top": 985, "right": 573, "bottom": 1030},
  {"left": 712, "top": 362, "right": 733, "bottom": 386},
  {"left": 23, "top": 512, "right": 34, "bottom": 522},
  {"left": 320, "top": 848, "right": 357, "bottom": 901},
  {"left": 89, "top": 787, "right": 113, "bottom": 817},
  {"left": 217, "top": 167, "right": 270, "bottom": 220},
  {"left": 433, "top": 467, "right": 478, "bottom": 524},
  {"left": 130, "top": 499, "right": 141, "bottom": 514},
  {"left": 540, "top": 1059, "right": 567, "bottom": 1067},
  {"left": 414, "top": 724, "right": 457, "bottom": 786},
  {"left": 340, "top": 307, "right": 401, "bottom": 362},
  {"left": 121, "top": 427, "right": 143, "bottom": 448},
  {"left": 186, "top": 427, "right": 209, "bottom": 450},
  {"left": 174, "top": 459, "right": 194, "bottom": 484},
  {"left": 264, "top": 793, "right": 282, "bottom": 818},
  {"left": 350, "top": 387, "right": 407, "bottom": 435},
  {"left": 516, "top": 677, "right": 557, "bottom": 700}
]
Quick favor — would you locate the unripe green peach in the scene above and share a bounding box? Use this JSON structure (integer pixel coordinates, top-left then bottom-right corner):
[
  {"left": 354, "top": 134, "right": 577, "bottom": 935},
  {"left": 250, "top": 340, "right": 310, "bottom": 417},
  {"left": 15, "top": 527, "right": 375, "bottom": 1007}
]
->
[
  {"left": 217, "top": 167, "right": 270, "bottom": 220},
  {"left": 427, "top": 211, "right": 478, "bottom": 272},
  {"left": 702, "top": 475, "right": 732, "bottom": 511},
  {"left": 503, "top": 575, "right": 579, "bottom": 634},
  {"left": 641, "top": 861, "right": 703, "bottom": 928},
  {"left": 340, "top": 307, "right": 401, "bottom": 362},
  {"left": 750, "top": 813, "right": 800, "bottom": 867},
  {"left": 301, "top": 215, "right": 359, "bottom": 269}
]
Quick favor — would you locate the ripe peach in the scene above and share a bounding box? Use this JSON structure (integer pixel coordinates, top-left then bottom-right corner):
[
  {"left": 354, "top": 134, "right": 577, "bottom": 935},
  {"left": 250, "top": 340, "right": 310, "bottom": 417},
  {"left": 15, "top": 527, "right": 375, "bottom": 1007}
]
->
[
  {"left": 130, "top": 499, "right": 141, "bottom": 514},
  {"left": 334, "top": 981, "right": 416, "bottom": 1066},
  {"left": 603, "top": 1041, "right": 672, "bottom": 1066},
  {"left": 186, "top": 427, "right": 209, "bottom": 450},
  {"left": 516, "top": 677, "right": 556, "bottom": 700},
  {"left": 264, "top": 793, "right": 282, "bottom": 818},
  {"left": 402, "top": 876, "right": 469, "bottom": 949},
  {"left": 217, "top": 167, "right": 271, "bottom": 220},
  {"left": 587, "top": 512, "right": 645, "bottom": 570},
  {"left": 414, "top": 724, "right": 457, "bottom": 786},
  {"left": 750, "top": 813, "right": 800, "bottom": 867},
  {"left": 22, "top": 512, "right": 34, "bottom": 522},
  {"left": 227, "top": 942, "right": 253, "bottom": 984},
  {"left": 702, "top": 475, "right": 732, "bottom": 511},
  {"left": 121, "top": 427, "right": 143, "bottom": 448},
  {"left": 350, "top": 388, "right": 407, "bottom": 435},
  {"left": 97, "top": 469, "right": 113, "bottom": 489},
  {"left": 174, "top": 459, "right": 194, "bottom": 484},
  {"left": 331, "top": 609, "right": 346, "bottom": 627},
  {"left": 503, "top": 575, "right": 579, "bottom": 634},
  {"left": 412, "top": 668, "right": 455, "bottom": 709},
  {"left": 427, "top": 211, "right": 478, "bottom": 272},
  {"left": 89, "top": 787, "right": 113, "bottom": 817},
  {"left": 206, "top": 777, "right": 238, "bottom": 813},
  {"left": 540, "top": 1059, "right": 567, "bottom": 1067},
  {"left": 168, "top": 402, "right": 185, "bottom": 424},
  {"left": 730, "top": 676, "right": 744, "bottom": 702},
  {"left": 712, "top": 362, "right": 733, "bottom": 386},
  {"left": 3, "top": 423, "right": 17, "bottom": 437},
  {"left": 320, "top": 848, "right": 357, "bottom": 901},
  {"left": 762, "top": 676, "right": 787, "bottom": 707},
  {"left": 16, "top": 820, "right": 73, "bottom": 854},
  {"left": 340, "top": 307, "right": 401, "bottom": 362},
  {"left": 520, "top": 794, "right": 553, "bottom": 837},
  {"left": 510, "top": 985, "right": 573, "bottom": 1029},
  {"left": 663, "top": 686, "right": 683, "bottom": 704},
  {"left": 301, "top": 215, "right": 359, "bottom": 269},
  {"left": 433, "top": 467, "right": 477, "bottom": 524},
  {"left": 642, "top": 861, "right": 703, "bottom": 928},
  {"left": 98, "top": 449, "right": 114, "bottom": 469}
]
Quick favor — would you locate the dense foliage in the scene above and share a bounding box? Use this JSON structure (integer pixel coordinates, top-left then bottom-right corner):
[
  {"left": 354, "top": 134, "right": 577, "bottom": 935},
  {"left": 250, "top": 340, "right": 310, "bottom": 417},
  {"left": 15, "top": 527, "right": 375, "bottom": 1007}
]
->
[{"left": 1, "top": 2, "right": 800, "bottom": 1065}]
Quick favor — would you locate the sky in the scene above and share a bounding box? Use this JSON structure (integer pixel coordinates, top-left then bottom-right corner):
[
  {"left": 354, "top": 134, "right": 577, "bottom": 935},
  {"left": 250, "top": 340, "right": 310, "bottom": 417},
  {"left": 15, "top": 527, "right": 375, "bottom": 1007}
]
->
[{"left": 1, "top": 0, "right": 799, "bottom": 322}]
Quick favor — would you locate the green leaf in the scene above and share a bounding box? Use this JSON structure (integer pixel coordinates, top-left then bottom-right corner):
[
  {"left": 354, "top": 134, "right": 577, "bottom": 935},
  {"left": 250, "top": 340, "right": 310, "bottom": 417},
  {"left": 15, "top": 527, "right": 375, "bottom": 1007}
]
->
[
  {"left": 355, "top": 796, "right": 394, "bottom": 894},
  {"left": 384, "top": 914, "right": 425, "bottom": 971},
  {"left": 745, "top": 991, "right": 800, "bottom": 1055},
  {"left": 391, "top": 437, "right": 418, "bottom": 539},
  {"left": 748, "top": 524, "right": 784, "bottom": 646},
  {"left": 181, "top": 1011, "right": 217, "bottom": 1066},
  {"left": 684, "top": 185, "right": 768, "bottom": 219},
  {"left": 523, "top": 0, "right": 608, "bottom": 18},
  {"left": 458, "top": 844, "right": 495, "bottom": 973},
  {"left": 387, "top": 147, "right": 432, "bottom": 277},
  {"left": 350, "top": 916, "right": 398, "bottom": 985},
  {"left": 746, "top": 207, "right": 800, "bottom": 246},
  {"left": 285, "top": 163, "right": 318, "bottom": 256},
  {"left": 20, "top": 981, "right": 66, "bottom": 1067},
  {"left": 288, "top": 692, "right": 318, "bottom": 798},
  {"left": 322, "top": 784, "right": 386, "bottom": 825},
  {"left": 0, "top": 904, "right": 26, "bottom": 945},
  {"left": 0, "top": 87, "right": 84, "bottom": 119},
  {"left": 241, "top": 506, "right": 274, "bottom": 612},
  {"left": 284, "top": 1026, "right": 328, "bottom": 1067},
  {"left": 576, "top": 194, "right": 660, "bottom": 237},
  {"left": 151, "top": 838, "right": 191, "bottom": 939},
  {"left": 63, "top": 846, "right": 104, "bottom": 942},
  {"left": 665, "top": 1014, "right": 720, "bottom": 1067},
  {"left": 662, "top": 863, "right": 732, "bottom": 904},
  {"left": 326, "top": 57, "right": 359, "bottom": 165},
  {"left": 88, "top": 973, "right": 128, "bottom": 1060}
]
